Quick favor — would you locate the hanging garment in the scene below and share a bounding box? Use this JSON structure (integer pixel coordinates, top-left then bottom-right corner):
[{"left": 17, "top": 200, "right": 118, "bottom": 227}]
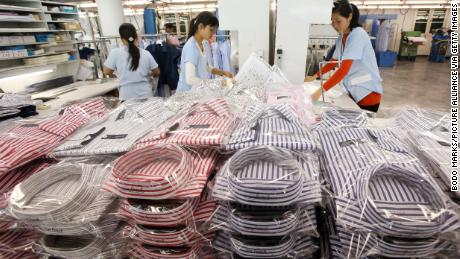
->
[
  {"left": 376, "top": 20, "right": 392, "bottom": 52},
  {"left": 146, "top": 43, "right": 181, "bottom": 91}
]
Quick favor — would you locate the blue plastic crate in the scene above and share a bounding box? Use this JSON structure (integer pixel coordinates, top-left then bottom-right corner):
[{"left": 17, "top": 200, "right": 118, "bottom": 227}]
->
[{"left": 376, "top": 51, "right": 397, "bottom": 67}]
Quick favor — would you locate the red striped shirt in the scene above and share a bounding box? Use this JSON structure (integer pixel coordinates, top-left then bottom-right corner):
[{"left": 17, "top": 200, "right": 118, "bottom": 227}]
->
[{"left": 103, "top": 144, "right": 219, "bottom": 200}]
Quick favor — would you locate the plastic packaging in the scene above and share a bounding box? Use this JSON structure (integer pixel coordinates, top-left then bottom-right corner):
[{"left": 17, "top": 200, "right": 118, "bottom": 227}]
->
[
  {"left": 213, "top": 145, "right": 321, "bottom": 208},
  {"left": 312, "top": 107, "right": 369, "bottom": 130},
  {"left": 317, "top": 126, "right": 460, "bottom": 258},
  {"left": 138, "top": 98, "right": 238, "bottom": 148},
  {"left": 128, "top": 241, "right": 214, "bottom": 259},
  {"left": 0, "top": 97, "right": 110, "bottom": 174},
  {"left": 54, "top": 97, "right": 175, "bottom": 157},
  {"left": 8, "top": 160, "right": 117, "bottom": 237},
  {"left": 210, "top": 203, "right": 318, "bottom": 237},
  {"left": 266, "top": 85, "right": 317, "bottom": 127},
  {"left": 104, "top": 144, "right": 219, "bottom": 200},
  {"left": 213, "top": 231, "right": 318, "bottom": 259},
  {"left": 0, "top": 229, "right": 40, "bottom": 259},
  {"left": 224, "top": 104, "right": 317, "bottom": 151}
]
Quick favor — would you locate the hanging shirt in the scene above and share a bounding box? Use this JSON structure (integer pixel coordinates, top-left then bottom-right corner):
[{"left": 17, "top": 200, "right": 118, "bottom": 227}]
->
[
  {"left": 333, "top": 27, "right": 383, "bottom": 103},
  {"left": 177, "top": 36, "right": 212, "bottom": 92},
  {"left": 104, "top": 46, "right": 159, "bottom": 100}
]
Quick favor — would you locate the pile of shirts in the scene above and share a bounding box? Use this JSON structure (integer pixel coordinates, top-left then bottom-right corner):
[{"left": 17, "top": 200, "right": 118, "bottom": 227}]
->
[
  {"left": 316, "top": 122, "right": 460, "bottom": 258},
  {"left": 106, "top": 143, "right": 220, "bottom": 258},
  {"left": 211, "top": 104, "right": 321, "bottom": 258},
  {"left": 54, "top": 98, "right": 175, "bottom": 157},
  {"left": 0, "top": 93, "right": 38, "bottom": 121},
  {"left": 7, "top": 161, "right": 124, "bottom": 259}
]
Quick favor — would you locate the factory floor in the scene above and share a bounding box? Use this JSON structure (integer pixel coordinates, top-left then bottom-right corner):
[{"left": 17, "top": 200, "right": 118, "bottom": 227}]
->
[{"left": 379, "top": 57, "right": 451, "bottom": 113}]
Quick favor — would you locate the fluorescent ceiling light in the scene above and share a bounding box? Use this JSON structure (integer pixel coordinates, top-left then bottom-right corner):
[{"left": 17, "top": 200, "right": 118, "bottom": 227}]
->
[{"left": 0, "top": 69, "right": 54, "bottom": 82}]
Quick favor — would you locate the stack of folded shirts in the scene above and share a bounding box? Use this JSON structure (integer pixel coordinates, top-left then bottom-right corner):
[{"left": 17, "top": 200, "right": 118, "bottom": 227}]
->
[
  {"left": 138, "top": 98, "right": 237, "bottom": 148},
  {"left": 0, "top": 93, "right": 38, "bottom": 121},
  {"left": 0, "top": 229, "right": 41, "bottom": 259},
  {"left": 316, "top": 126, "right": 460, "bottom": 258},
  {"left": 211, "top": 145, "right": 321, "bottom": 258},
  {"left": 54, "top": 98, "right": 174, "bottom": 157},
  {"left": 0, "top": 97, "right": 108, "bottom": 175},
  {"left": 104, "top": 143, "right": 219, "bottom": 259},
  {"left": 225, "top": 104, "right": 317, "bottom": 152}
]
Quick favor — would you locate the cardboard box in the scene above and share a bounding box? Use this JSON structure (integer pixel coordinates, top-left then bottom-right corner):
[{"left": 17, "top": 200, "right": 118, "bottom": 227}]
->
[
  {"left": 62, "top": 23, "right": 81, "bottom": 31},
  {"left": 9, "top": 36, "right": 24, "bottom": 45},
  {"left": 22, "top": 36, "right": 36, "bottom": 44}
]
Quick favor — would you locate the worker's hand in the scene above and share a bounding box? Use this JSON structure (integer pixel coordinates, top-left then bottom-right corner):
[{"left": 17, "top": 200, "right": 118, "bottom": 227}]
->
[
  {"left": 304, "top": 75, "right": 316, "bottom": 82},
  {"left": 223, "top": 71, "right": 234, "bottom": 79},
  {"left": 311, "top": 88, "right": 322, "bottom": 101}
]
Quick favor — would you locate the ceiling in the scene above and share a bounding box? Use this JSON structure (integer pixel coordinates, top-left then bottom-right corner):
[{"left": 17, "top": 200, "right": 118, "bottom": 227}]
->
[{"left": 71, "top": 0, "right": 452, "bottom": 15}]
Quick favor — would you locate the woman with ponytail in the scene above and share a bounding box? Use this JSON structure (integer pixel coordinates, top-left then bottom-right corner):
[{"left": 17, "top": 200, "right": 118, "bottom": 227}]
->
[
  {"left": 103, "top": 23, "right": 160, "bottom": 100},
  {"left": 305, "top": 0, "right": 383, "bottom": 112},
  {"left": 177, "top": 11, "right": 233, "bottom": 92}
]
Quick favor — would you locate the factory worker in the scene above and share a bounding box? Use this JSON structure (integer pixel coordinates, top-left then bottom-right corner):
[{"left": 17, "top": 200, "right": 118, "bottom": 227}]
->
[
  {"left": 103, "top": 23, "right": 160, "bottom": 101},
  {"left": 305, "top": 0, "right": 383, "bottom": 112},
  {"left": 177, "top": 11, "right": 233, "bottom": 92}
]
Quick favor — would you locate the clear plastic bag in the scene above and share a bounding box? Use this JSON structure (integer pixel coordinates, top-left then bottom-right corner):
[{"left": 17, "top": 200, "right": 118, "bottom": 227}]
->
[
  {"left": 224, "top": 104, "right": 317, "bottom": 152},
  {"left": 104, "top": 144, "right": 219, "bottom": 200},
  {"left": 0, "top": 97, "right": 111, "bottom": 174},
  {"left": 127, "top": 241, "right": 214, "bottom": 259},
  {"left": 213, "top": 146, "right": 321, "bottom": 207},
  {"left": 54, "top": 98, "right": 175, "bottom": 156},
  {"left": 8, "top": 159, "right": 117, "bottom": 236},
  {"left": 0, "top": 229, "right": 41, "bottom": 259},
  {"left": 138, "top": 98, "right": 238, "bottom": 148}
]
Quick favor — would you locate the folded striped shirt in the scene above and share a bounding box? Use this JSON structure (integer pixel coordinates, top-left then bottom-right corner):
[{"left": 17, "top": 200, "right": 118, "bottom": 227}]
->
[
  {"left": 312, "top": 108, "right": 368, "bottom": 131},
  {"left": 40, "top": 230, "right": 125, "bottom": 259},
  {"left": 104, "top": 144, "right": 219, "bottom": 200},
  {"left": 213, "top": 231, "right": 317, "bottom": 259},
  {"left": 118, "top": 191, "right": 215, "bottom": 227},
  {"left": 124, "top": 224, "right": 214, "bottom": 247},
  {"left": 9, "top": 162, "right": 116, "bottom": 236},
  {"left": 317, "top": 127, "right": 460, "bottom": 238},
  {"left": 139, "top": 98, "right": 237, "bottom": 147},
  {"left": 54, "top": 99, "right": 174, "bottom": 157},
  {"left": 128, "top": 240, "right": 214, "bottom": 259},
  {"left": 225, "top": 104, "right": 317, "bottom": 151},
  {"left": 210, "top": 203, "right": 317, "bottom": 237},
  {"left": 0, "top": 229, "right": 40, "bottom": 258},
  {"left": 396, "top": 108, "right": 449, "bottom": 140},
  {"left": 213, "top": 146, "right": 321, "bottom": 206},
  {"left": 0, "top": 98, "right": 108, "bottom": 174}
]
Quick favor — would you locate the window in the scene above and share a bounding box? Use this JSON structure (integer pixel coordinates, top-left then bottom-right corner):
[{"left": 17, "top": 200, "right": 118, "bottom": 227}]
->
[
  {"left": 430, "top": 9, "right": 446, "bottom": 33},
  {"left": 414, "top": 9, "right": 430, "bottom": 32}
]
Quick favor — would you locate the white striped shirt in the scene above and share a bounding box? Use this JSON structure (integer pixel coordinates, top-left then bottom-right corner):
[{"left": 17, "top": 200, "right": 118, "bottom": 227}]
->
[
  {"left": 104, "top": 144, "right": 218, "bottom": 200},
  {"left": 225, "top": 104, "right": 317, "bottom": 151},
  {"left": 128, "top": 240, "right": 214, "bottom": 259},
  {"left": 54, "top": 98, "right": 175, "bottom": 157},
  {"left": 9, "top": 162, "right": 116, "bottom": 236},
  {"left": 138, "top": 98, "right": 237, "bottom": 147},
  {"left": 312, "top": 108, "right": 368, "bottom": 130}
]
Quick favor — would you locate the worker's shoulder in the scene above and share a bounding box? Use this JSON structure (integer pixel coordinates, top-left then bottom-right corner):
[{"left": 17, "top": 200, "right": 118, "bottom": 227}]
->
[{"left": 351, "top": 27, "right": 368, "bottom": 38}]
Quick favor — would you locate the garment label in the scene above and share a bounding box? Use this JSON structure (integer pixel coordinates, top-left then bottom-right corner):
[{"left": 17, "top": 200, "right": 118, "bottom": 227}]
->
[
  {"left": 102, "top": 134, "right": 128, "bottom": 139},
  {"left": 277, "top": 96, "right": 292, "bottom": 100},
  {"left": 189, "top": 124, "right": 211, "bottom": 129},
  {"left": 21, "top": 123, "right": 38, "bottom": 127}
]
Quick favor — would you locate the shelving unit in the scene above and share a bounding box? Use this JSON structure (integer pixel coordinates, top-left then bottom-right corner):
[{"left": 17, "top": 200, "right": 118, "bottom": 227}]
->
[{"left": 0, "top": 0, "right": 81, "bottom": 78}]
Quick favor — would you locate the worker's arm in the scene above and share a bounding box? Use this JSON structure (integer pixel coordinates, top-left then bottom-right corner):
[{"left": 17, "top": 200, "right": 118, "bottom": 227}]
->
[
  {"left": 210, "top": 67, "right": 233, "bottom": 78},
  {"left": 305, "top": 59, "right": 339, "bottom": 82},
  {"left": 185, "top": 62, "right": 202, "bottom": 86},
  {"left": 151, "top": 68, "right": 160, "bottom": 77},
  {"left": 311, "top": 59, "right": 353, "bottom": 100},
  {"left": 103, "top": 66, "right": 115, "bottom": 77}
]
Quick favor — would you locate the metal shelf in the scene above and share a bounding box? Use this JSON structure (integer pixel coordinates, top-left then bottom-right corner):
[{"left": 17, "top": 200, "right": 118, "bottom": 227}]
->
[
  {"left": 47, "top": 20, "right": 79, "bottom": 23},
  {"left": 0, "top": 41, "right": 49, "bottom": 47},
  {"left": 0, "top": 60, "right": 77, "bottom": 74},
  {"left": 0, "top": 6, "right": 43, "bottom": 12},
  {"left": 44, "top": 11, "right": 78, "bottom": 15},
  {"left": 41, "top": 1, "right": 77, "bottom": 7},
  {"left": 0, "top": 50, "right": 75, "bottom": 61}
]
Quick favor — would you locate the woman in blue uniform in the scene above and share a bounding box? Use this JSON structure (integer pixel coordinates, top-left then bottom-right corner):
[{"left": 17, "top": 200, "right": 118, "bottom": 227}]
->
[
  {"left": 177, "top": 11, "right": 233, "bottom": 92},
  {"left": 103, "top": 23, "right": 160, "bottom": 101},
  {"left": 306, "top": 0, "right": 383, "bottom": 112}
]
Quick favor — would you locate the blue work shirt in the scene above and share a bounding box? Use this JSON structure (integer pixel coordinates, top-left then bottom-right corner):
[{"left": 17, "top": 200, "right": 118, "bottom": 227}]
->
[
  {"left": 177, "top": 36, "right": 212, "bottom": 92},
  {"left": 333, "top": 27, "right": 383, "bottom": 102},
  {"left": 104, "top": 46, "right": 159, "bottom": 100}
]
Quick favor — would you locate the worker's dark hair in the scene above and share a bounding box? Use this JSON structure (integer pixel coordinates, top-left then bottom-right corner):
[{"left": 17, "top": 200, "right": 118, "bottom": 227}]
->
[
  {"left": 333, "top": 0, "right": 361, "bottom": 30},
  {"left": 119, "top": 23, "right": 140, "bottom": 71},
  {"left": 188, "top": 11, "right": 219, "bottom": 39}
]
